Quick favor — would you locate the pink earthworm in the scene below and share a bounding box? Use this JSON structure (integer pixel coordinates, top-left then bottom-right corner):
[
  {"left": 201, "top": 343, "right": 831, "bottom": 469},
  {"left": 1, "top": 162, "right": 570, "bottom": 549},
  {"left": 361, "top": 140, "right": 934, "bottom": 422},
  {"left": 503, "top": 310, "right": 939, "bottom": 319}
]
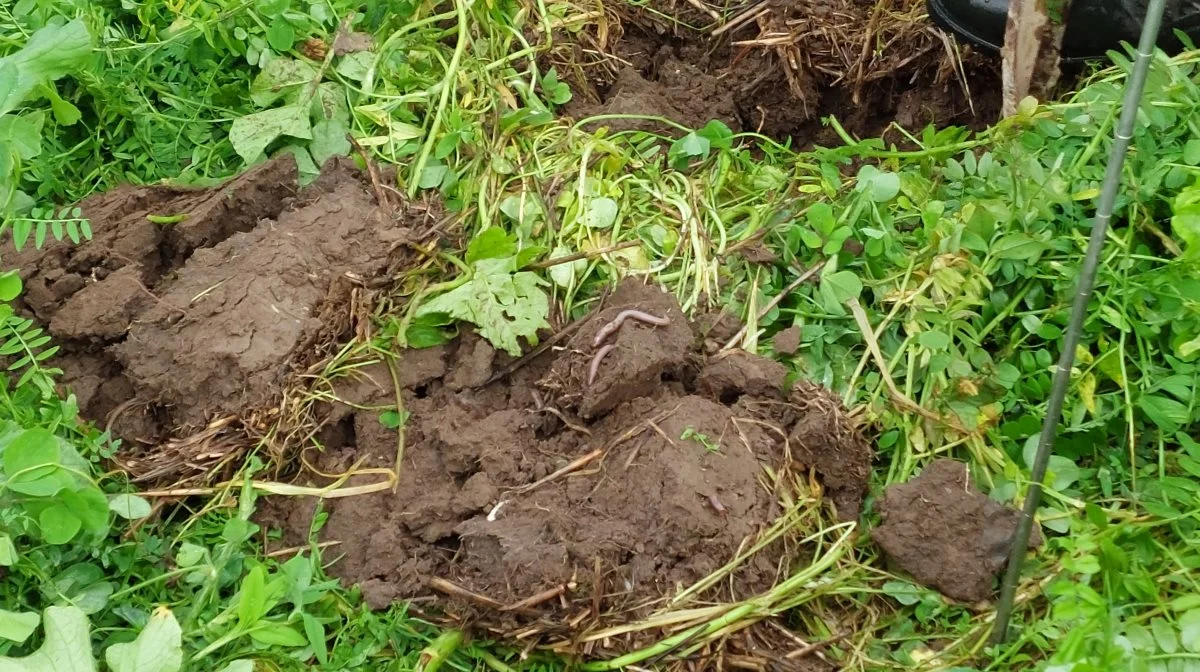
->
[
  {"left": 588, "top": 344, "right": 615, "bottom": 385},
  {"left": 592, "top": 309, "right": 671, "bottom": 347}
]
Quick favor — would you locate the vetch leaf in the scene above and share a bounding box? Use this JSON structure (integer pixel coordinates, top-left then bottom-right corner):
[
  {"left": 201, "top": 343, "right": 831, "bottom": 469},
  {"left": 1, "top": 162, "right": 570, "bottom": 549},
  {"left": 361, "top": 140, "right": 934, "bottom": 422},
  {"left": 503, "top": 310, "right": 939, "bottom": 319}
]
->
[
  {"left": 0, "top": 271, "right": 22, "bottom": 301},
  {"left": 0, "top": 605, "right": 95, "bottom": 672},
  {"left": 1181, "top": 609, "right": 1200, "bottom": 652},
  {"left": 229, "top": 105, "right": 312, "bottom": 163},
  {"left": 1152, "top": 617, "right": 1179, "bottom": 654},
  {"left": 108, "top": 494, "right": 152, "bottom": 520},
  {"left": 104, "top": 607, "right": 182, "bottom": 672}
]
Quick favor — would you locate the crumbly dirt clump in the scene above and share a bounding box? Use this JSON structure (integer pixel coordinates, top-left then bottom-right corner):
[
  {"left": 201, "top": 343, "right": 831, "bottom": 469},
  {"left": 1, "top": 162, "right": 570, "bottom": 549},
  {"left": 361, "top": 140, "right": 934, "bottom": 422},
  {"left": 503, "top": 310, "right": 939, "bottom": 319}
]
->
[
  {"left": 871, "top": 459, "right": 1043, "bottom": 602},
  {"left": 260, "top": 280, "right": 874, "bottom": 641},
  {"left": 12, "top": 156, "right": 435, "bottom": 473}
]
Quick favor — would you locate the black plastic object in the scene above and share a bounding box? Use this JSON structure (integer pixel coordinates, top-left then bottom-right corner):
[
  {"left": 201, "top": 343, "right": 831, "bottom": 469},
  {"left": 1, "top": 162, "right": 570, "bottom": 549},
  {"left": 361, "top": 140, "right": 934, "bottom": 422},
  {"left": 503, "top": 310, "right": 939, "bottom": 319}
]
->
[{"left": 927, "top": 0, "right": 1200, "bottom": 61}]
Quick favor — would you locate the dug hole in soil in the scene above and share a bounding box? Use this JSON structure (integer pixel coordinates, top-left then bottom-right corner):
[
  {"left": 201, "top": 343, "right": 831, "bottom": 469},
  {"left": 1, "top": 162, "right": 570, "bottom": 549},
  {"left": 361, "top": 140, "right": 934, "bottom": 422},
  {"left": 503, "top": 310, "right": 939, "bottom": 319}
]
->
[
  {"left": 554, "top": 0, "right": 1002, "bottom": 144},
  {"left": 13, "top": 153, "right": 1036, "bottom": 660}
]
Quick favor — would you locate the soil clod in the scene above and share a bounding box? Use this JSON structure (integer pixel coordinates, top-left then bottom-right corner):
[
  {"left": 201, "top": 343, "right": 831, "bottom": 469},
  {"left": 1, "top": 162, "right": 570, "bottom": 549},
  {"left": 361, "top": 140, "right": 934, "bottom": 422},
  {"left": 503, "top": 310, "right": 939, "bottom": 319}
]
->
[{"left": 871, "top": 459, "right": 1044, "bottom": 602}]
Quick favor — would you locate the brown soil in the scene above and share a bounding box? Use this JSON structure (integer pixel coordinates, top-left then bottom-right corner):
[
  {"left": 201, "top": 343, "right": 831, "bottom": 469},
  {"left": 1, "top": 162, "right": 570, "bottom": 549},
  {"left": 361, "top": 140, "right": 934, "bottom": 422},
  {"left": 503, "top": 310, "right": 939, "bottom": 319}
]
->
[
  {"left": 556, "top": 0, "right": 1001, "bottom": 144},
  {"left": 259, "top": 279, "right": 872, "bottom": 647},
  {"left": 11, "top": 156, "right": 436, "bottom": 479},
  {"left": 871, "top": 459, "right": 1043, "bottom": 603}
]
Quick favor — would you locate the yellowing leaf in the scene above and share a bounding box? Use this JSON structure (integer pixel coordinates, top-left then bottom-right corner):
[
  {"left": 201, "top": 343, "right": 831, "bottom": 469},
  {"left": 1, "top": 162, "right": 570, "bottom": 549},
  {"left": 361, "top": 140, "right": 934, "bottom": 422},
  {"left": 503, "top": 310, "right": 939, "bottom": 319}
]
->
[{"left": 1078, "top": 372, "right": 1097, "bottom": 416}]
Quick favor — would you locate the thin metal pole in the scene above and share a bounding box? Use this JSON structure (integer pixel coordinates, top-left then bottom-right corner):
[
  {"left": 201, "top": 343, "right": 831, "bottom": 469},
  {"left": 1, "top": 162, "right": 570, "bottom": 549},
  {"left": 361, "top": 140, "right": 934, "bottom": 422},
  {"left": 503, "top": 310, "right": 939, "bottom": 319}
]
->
[{"left": 990, "top": 0, "right": 1169, "bottom": 647}]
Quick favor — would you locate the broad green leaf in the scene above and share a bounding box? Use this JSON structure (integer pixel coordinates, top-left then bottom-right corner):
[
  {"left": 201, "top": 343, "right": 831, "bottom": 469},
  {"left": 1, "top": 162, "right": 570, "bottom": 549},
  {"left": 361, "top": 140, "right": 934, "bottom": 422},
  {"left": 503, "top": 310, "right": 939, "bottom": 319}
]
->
[
  {"left": 1139, "top": 394, "right": 1190, "bottom": 433},
  {"left": 918, "top": 330, "right": 950, "bottom": 351},
  {"left": 302, "top": 612, "right": 328, "bottom": 665},
  {"left": 416, "top": 257, "right": 550, "bottom": 356},
  {"left": 217, "top": 662, "right": 254, "bottom": 672},
  {"left": 697, "top": 119, "right": 733, "bottom": 149},
  {"left": 229, "top": 105, "right": 311, "bottom": 163},
  {"left": 580, "top": 197, "right": 619, "bottom": 229},
  {"left": 0, "top": 19, "right": 92, "bottom": 116},
  {"left": 0, "top": 610, "right": 39, "bottom": 644},
  {"left": 39, "top": 505, "right": 82, "bottom": 544},
  {"left": 3, "top": 426, "right": 58, "bottom": 475},
  {"left": 0, "top": 271, "right": 22, "bottom": 301},
  {"left": 675, "top": 132, "right": 709, "bottom": 158},
  {"left": 266, "top": 18, "right": 295, "bottom": 52},
  {"left": 105, "top": 607, "right": 182, "bottom": 672},
  {"left": 238, "top": 566, "right": 269, "bottom": 628},
  {"left": 991, "top": 233, "right": 1049, "bottom": 262},
  {"left": 0, "top": 605, "right": 95, "bottom": 672},
  {"left": 108, "top": 494, "right": 152, "bottom": 520},
  {"left": 820, "top": 270, "right": 862, "bottom": 303},
  {"left": 855, "top": 165, "right": 900, "bottom": 202},
  {"left": 882, "top": 581, "right": 922, "bottom": 606},
  {"left": 60, "top": 488, "right": 109, "bottom": 533},
  {"left": 466, "top": 228, "right": 517, "bottom": 264},
  {"left": 249, "top": 58, "right": 317, "bottom": 107},
  {"left": 248, "top": 622, "right": 308, "bottom": 646},
  {"left": 1184, "top": 138, "right": 1200, "bottom": 166},
  {"left": 309, "top": 118, "right": 350, "bottom": 165},
  {"left": 1173, "top": 203, "right": 1200, "bottom": 257},
  {"left": 547, "top": 245, "right": 584, "bottom": 288},
  {"left": 1047, "top": 455, "right": 1080, "bottom": 491},
  {"left": 0, "top": 534, "right": 15, "bottom": 566},
  {"left": 806, "top": 203, "right": 836, "bottom": 236},
  {"left": 0, "top": 113, "right": 43, "bottom": 160}
]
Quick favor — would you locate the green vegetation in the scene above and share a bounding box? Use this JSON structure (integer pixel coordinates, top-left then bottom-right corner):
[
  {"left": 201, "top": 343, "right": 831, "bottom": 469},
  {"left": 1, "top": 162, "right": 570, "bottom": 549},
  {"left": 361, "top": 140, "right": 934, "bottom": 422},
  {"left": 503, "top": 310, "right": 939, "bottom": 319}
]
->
[{"left": 1, "top": 0, "right": 1199, "bottom": 670}]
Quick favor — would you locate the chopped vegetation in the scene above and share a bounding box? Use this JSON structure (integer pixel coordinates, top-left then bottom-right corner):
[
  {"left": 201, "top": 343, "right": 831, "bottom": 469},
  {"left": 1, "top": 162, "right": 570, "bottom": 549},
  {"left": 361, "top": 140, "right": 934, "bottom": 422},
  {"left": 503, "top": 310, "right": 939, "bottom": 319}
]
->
[{"left": 0, "top": 0, "right": 1198, "bottom": 671}]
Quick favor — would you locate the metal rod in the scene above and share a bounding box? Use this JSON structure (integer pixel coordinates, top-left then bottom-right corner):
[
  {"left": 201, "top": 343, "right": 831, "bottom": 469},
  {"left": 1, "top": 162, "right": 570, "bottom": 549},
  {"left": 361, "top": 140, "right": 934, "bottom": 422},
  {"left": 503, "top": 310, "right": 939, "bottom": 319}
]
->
[{"left": 990, "top": 0, "right": 1169, "bottom": 647}]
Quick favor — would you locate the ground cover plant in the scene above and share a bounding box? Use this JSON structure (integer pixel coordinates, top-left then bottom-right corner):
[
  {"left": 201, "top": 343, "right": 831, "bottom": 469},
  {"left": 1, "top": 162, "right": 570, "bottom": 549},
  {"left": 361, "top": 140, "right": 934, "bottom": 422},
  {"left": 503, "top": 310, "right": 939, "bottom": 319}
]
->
[{"left": 0, "top": 0, "right": 1198, "bottom": 671}]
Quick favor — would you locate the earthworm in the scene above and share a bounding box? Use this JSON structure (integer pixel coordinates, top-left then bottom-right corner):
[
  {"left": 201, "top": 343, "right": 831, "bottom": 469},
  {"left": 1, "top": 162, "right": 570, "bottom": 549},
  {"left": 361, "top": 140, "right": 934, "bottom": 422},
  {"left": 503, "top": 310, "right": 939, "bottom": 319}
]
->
[
  {"left": 707, "top": 493, "right": 726, "bottom": 515},
  {"left": 593, "top": 309, "right": 671, "bottom": 347},
  {"left": 588, "top": 344, "right": 615, "bottom": 385}
]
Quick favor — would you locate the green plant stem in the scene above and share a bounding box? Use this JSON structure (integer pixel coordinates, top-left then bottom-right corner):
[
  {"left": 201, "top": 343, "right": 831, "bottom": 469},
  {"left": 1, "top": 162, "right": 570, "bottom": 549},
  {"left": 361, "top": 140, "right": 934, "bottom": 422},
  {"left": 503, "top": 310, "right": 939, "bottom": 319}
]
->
[{"left": 407, "top": 0, "right": 471, "bottom": 197}]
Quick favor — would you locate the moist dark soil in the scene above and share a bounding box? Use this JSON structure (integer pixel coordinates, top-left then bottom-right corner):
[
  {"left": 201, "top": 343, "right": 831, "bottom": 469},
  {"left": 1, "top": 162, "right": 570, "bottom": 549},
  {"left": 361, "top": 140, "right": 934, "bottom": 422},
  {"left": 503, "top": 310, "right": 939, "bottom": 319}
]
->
[
  {"left": 871, "top": 459, "right": 1043, "bottom": 603},
  {"left": 11, "top": 155, "right": 437, "bottom": 478},
  {"left": 556, "top": 0, "right": 1002, "bottom": 144},
  {"left": 259, "top": 279, "right": 873, "bottom": 644}
]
